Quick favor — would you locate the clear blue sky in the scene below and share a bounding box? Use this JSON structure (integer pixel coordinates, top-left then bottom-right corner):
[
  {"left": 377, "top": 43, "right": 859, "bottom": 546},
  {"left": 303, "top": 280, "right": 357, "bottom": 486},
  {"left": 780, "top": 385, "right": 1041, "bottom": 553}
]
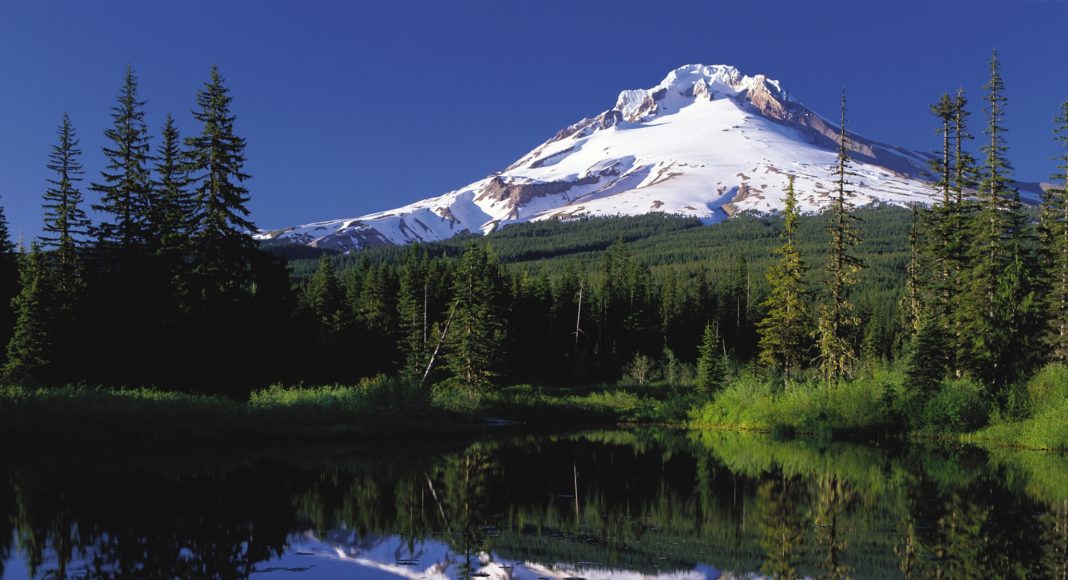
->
[{"left": 1, "top": 0, "right": 1066, "bottom": 238}]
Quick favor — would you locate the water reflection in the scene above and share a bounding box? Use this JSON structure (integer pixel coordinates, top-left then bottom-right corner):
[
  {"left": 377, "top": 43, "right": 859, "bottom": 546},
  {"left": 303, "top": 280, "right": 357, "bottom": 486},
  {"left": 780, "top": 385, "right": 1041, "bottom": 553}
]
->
[{"left": 1, "top": 431, "right": 1067, "bottom": 578}]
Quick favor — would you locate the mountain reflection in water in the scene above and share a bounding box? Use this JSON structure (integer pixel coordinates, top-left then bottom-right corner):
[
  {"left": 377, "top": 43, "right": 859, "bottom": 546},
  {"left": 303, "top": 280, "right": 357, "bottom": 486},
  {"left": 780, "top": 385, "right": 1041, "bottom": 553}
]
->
[{"left": 1, "top": 430, "right": 1067, "bottom": 578}]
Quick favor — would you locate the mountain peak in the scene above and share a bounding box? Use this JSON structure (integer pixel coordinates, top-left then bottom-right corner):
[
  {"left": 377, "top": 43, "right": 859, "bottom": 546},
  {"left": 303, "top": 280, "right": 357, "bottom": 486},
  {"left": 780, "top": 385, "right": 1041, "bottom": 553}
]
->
[
  {"left": 613, "top": 64, "right": 792, "bottom": 123},
  {"left": 258, "top": 65, "right": 964, "bottom": 252}
]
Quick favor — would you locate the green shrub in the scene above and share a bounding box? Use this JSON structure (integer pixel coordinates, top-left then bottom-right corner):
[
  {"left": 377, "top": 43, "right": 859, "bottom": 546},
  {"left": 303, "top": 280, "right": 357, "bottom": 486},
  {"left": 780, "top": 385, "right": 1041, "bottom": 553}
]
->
[
  {"left": 1025, "top": 363, "right": 1068, "bottom": 410},
  {"left": 689, "top": 367, "right": 904, "bottom": 434},
  {"left": 430, "top": 380, "right": 484, "bottom": 414},
  {"left": 921, "top": 377, "right": 990, "bottom": 434}
]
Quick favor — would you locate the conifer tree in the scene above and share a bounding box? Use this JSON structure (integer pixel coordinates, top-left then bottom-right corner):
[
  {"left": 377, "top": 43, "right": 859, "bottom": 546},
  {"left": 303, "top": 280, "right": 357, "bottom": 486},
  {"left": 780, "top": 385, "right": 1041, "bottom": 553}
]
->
[
  {"left": 40, "top": 113, "right": 90, "bottom": 308},
  {"left": 1043, "top": 99, "right": 1068, "bottom": 360},
  {"left": 947, "top": 88, "right": 978, "bottom": 369},
  {"left": 757, "top": 176, "right": 809, "bottom": 386},
  {"left": 815, "top": 90, "right": 863, "bottom": 385},
  {"left": 903, "top": 204, "right": 926, "bottom": 335},
  {"left": 305, "top": 254, "right": 344, "bottom": 333},
  {"left": 444, "top": 243, "right": 504, "bottom": 391},
  {"left": 91, "top": 66, "right": 152, "bottom": 252},
  {"left": 186, "top": 66, "right": 257, "bottom": 301},
  {"left": 696, "top": 321, "right": 728, "bottom": 395},
  {"left": 961, "top": 50, "right": 1036, "bottom": 385},
  {"left": 2, "top": 244, "right": 52, "bottom": 386},
  {"left": 0, "top": 202, "right": 14, "bottom": 256},
  {"left": 151, "top": 114, "right": 195, "bottom": 260},
  {"left": 0, "top": 200, "right": 18, "bottom": 363},
  {"left": 905, "top": 316, "right": 948, "bottom": 400},
  {"left": 397, "top": 247, "right": 429, "bottom": 377},
  {"left": 927, "top": 94, "right": 958, "bottom": 327}
]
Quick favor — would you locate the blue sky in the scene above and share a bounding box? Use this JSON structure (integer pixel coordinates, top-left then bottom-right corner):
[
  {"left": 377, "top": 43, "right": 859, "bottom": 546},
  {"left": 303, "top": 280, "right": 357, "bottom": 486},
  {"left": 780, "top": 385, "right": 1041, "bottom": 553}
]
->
[{"left": 1, "top": 0, "right": 1066, "bottom": 237}]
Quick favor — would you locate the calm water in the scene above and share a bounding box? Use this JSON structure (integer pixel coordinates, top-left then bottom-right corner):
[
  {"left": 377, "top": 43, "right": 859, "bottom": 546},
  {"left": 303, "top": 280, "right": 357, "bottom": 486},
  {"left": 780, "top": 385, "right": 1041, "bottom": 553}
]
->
[{"left": 1, "top": 430, "right": 1067, "bottom": 579}]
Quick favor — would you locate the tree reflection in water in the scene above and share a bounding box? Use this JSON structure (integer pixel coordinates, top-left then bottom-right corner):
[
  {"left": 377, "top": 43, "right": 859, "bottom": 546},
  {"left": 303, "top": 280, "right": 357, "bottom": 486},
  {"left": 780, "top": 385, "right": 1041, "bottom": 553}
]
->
[{"left": 0, "top": 431, "right": 1066, "bottom": 578}]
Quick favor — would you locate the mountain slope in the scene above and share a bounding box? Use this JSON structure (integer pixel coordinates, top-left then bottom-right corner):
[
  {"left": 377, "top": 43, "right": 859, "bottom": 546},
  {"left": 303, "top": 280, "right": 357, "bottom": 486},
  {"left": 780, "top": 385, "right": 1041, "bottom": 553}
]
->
[{"left": 255, "top": 64, "right": 992, "bottom": 251}]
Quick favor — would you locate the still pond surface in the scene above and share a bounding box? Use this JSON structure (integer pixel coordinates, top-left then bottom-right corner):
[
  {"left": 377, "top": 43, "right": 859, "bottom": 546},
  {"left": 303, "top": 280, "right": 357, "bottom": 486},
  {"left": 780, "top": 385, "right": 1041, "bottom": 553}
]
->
[{"left": 1, "top": 429, "right": 1067, "bottom": 578}]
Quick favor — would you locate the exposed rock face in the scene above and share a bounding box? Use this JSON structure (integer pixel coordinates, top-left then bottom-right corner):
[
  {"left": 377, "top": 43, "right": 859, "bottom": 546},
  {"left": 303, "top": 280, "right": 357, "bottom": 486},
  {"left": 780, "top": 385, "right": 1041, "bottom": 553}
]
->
[
  {"left": 547, "top": 109, "right": 624, "bottom": 144},
  {"left": 477, "top": 162, "right": 621, "bottom": 206}
]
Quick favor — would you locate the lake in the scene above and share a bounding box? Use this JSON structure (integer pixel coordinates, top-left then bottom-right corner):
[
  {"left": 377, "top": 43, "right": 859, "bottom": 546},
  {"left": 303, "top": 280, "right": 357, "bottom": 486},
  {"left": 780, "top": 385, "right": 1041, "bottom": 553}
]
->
[{"left": 1, "top": 429, "right": 1066, "bottom": 578}]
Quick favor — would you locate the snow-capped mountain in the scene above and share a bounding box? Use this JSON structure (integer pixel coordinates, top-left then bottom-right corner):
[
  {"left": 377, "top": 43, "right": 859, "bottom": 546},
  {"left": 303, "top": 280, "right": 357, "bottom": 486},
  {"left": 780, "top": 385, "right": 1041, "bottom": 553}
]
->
[{"left": 256, "top": 64, "right": 969, "bottom": 251}]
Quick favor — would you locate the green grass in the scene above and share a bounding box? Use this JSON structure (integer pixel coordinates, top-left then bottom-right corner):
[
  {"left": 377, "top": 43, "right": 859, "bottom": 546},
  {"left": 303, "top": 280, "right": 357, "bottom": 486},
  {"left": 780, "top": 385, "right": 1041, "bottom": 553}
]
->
[
  {"left": 687, "top": 368, "right": 903, "bottom": 435},
  {"left": 486, "top": 382, "right": 700, "bottom": 425},
  {"left": 967, "top": 363, "right": 1068, "bottom": 451},
  {"left": 0, "top": 377, "right": 478, "bottom": 446}
]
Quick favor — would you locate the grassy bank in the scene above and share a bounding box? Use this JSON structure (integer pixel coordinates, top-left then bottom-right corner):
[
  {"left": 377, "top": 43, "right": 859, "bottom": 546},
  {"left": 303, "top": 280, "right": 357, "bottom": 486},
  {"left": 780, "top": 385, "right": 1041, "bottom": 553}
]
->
[
  {"left": 965, "top": 364, "right": 1068, "bottom": 451},
  {"left": 0, "top": 377, "right": 481, "bottom": 446},
  {"left": 687, "top": 362, "right": 1068, "bottom": 451},
  {"left": 0, "top": 376, "right": 686, "bottom": 447},
  {"left": 687, "top": 366, "right": 989, "bottom": 437},
  {"left": 5, "top": 363, "right": 1067, "bottom": 451}
]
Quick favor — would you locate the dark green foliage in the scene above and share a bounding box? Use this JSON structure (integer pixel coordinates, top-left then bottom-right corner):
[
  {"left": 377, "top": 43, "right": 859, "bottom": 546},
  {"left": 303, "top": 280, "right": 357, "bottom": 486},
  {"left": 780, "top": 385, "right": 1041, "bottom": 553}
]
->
[
  {"left": 444, "top": 243, "right": 505, "bottom": 391},
  {"left": 1042, "top": 100, "right": 1068, "bottom": 360},
  {"left": 304, "top": 254, "right": 345, "bottom": 332},
  {"left": 958, "top": 50, "right": 1038, "bottom": 388},
  {"left": 3, "top": 245, "right": 53, "bottom": 386},
  {"left": 757, "top": 176, "right": 810, "bottom": 385},
  {"left": 150, "top": 114, "right": 195, "bottom": 263},
  {"left": 0, "top": 201, "right": 19, "bottom": 365},
  {"left": 90, "top": 66, "right": 153, "bottom": 251},
  {"left": 696, "top": 322, "right": 728, "bottom": 395},
  {"left": 905, "top": 316, "right": 949, "bottom": 400},
  {"left": 40, "top": 113, "right": 89, "bottom": 308},
  {"left": 280, "top": 206, "right": 913, "bottom": 389},
  {"left": 186, "top": 66, "right": 257, "bottom": 303},
  {"left": 816, "top": 90, "right": 863, "bottom": 384}
]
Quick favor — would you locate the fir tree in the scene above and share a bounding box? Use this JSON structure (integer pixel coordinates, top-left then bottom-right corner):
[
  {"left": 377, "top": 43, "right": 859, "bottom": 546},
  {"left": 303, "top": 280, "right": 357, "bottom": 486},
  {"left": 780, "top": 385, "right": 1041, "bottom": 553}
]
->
[
  {"left": 0, "top": 200, "right": 19, "bottom": 367},
  {"left": 2, "top": 244, "right": 53, "bottom": 386},
  {"left": 90, "top": 66, "right": 153, "bottom": 252},
  {"left": 961, "top": 50, "right": 1036, "bottom": 386},
  {"left": 927, "top": 94, "right": 959, "bottom": 331},
  {"left": 696, "top": 321, "right": 728, "bottom": 395},
  {"left": 757, "top": 175, "right": 809, "bottom": 386},
  {"left": 903, "top": 204, "right": 926, "bottom": 335},
  {"left": 397, "top": 247, "right": 430, "bottom": 377},
  {"left": 948, "top": 88, "right": 978, "bottom": 369},
  {"left": 150, "top": 114, "right": 195, "bottom": 260},
  {"left": 0, "top": 201, "right": 14, "bottom": 256},
  {"left": 444, "top": 243, "right": 504, "bottom": 391},
  {"left": 815, "top": 89, "right": 863, "bottom": 385},
  {"left": 1045, "top": 100, "right": 1068, "bottom": 360},
  {"left": 186, "top": 65, "right": 257, "bottom": 301},
  {"left": 905, "top": 298, "right": 949, "bottom": 400},
  {"left": 40, "top": 113, "right": 90, "bottom": 308},
  {"left": 304, "top": 254, "right": 344, "bottom": 333}
]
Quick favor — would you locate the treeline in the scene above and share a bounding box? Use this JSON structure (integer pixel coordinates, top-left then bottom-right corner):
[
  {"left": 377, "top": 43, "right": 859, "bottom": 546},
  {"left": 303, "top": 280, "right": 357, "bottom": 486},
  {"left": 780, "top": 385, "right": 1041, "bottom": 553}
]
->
[
  {"left": 1, "top": 67, "right": 295, "bottom": 393},
  {"left": 5, "top": 52, "right": 1065, "bottom": 398},
  {"left": 752, "top": 49, "right": 1068, "bottom": 407},
  {"left": 900, "top": 51, "right": 1068, "bottom": 398}
]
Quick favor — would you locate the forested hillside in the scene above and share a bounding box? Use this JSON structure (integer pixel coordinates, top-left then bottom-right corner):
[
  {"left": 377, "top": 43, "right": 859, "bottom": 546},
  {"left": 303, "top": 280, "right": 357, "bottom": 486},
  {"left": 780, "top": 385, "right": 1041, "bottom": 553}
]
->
[{"left": 276, "top": 206, "right": 913, "bottom": 387}]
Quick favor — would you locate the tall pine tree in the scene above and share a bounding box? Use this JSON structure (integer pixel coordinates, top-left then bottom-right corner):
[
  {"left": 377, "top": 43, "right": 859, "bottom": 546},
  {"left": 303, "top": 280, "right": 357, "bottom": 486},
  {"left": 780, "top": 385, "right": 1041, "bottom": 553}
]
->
[
  {"left": 1042, "top": 99, "right": 1068, "bottom": 360},
  {"left": 815, "top": 90, "right": 863, "bottom": 385},
  {"left": 40, "top": 113, "right": 90, "bottom": 309},
  {"left": 0, "top": 199, "right": 18, "bottom": 365},
  {"left": 444, "top": 243, "right": 504, "bottom": 391},
  {"left": 696, "top": 322, "right": 728, "bottom": 395},
  {"left": 757, "top": 175, "right": 810, "bottom": 387},
  {"left": 961, "top": 50, "right": 1036, "bottom": 386},
  {"left": 186, "top": 65, "right": 257, "bottom": 302},
  {"left": 90, "top": 66, "right": 152, "bottom": 253},
  {"left": 397, "top": 246, "right": 430, "bottom": 378},
  {"left": 150, "top": 114, "right": 195, "bottom": 261},
  {"left": 2, "top": 244, "right": 53, "bottom": 386}
]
